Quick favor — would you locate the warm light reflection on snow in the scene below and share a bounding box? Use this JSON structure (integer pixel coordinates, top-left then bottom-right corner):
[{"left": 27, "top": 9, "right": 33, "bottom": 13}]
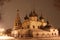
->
[
  {"left": 0, "top": 28, "right": 5, "bottom": 32},
  {"left": 0, "top": 36, "right": 14, "bottom": 39}
]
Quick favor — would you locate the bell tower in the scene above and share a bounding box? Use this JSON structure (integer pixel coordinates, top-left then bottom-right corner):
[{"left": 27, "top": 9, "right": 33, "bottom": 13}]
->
[{"left": 13, "top": 9, "right": 22, "bottom": 30}]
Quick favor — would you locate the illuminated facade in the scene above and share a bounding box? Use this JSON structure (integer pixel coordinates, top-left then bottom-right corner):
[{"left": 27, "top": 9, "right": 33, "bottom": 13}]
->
[{"left": 11, "top": 10, "right": 59, "bottom": 38}]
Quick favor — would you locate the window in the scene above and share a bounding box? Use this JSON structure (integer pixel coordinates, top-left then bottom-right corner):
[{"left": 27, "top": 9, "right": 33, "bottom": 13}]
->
[
  {"left": 53, "top": 30, "right": 55, "bottom": 31},
  {"left": 38, "top": 26, "right": 40, "bottom": 29},
  {"left": 47, "top": 33, "right": 49, "bottom": 35},
  {"left": 42, "top": 33, "right": 44, "bottom": 35},
  {"left": 27, "top": 25, "right": 29, "bottom": 28},
  {"left": 33, "top": 26, "right": 35, "bottom": 28},
  {"left": 52, "top": 33, "right": 53, "bottom": 35},
  {"left": 22, "top": 27, "right": 23, "bottom": 29},
  {"left": 15, "top": 23, "right": 17, "bottom": 26},
  {"left": 36, "top": 33, "right": 39, "bottom": 36},
  {"left": 47, "top": 33, "right": 50, "bottom": 37},
  {"left": 55, "top": 33, "right": 56, "bottom": 35}
]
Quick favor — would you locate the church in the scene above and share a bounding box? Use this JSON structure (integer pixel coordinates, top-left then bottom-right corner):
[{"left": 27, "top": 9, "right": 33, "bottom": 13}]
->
[{"left": 11, "top": 9, "right": 59, "bottom": 38}]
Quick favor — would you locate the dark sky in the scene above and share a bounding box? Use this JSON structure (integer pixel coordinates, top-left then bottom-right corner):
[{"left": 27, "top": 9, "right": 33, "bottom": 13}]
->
[{"left": 0, "top": 0, "right": 60, "bottom": 29}]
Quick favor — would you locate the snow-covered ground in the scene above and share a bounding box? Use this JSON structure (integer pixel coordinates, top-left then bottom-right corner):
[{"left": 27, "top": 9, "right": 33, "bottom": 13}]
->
[
  {"left": 15, "top": 37, "right": 60, "bottom": 40},
  {"left": 0, "top": 36, "right": 14, "bottom": 40},
  {"left": 0, "top": 36, "right": 60, "bottom": 40}
]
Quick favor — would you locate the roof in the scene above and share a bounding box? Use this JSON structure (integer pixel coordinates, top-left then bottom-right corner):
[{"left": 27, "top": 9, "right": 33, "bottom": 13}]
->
[
  {"left": 39, "top": 16, "right": 44, "bottom": 20},
  {"left": 29, "top": 10, "right": 38, "bottom": 17},
  {"left": 39, "top": 13, "right": 44, "bottom": 20},
  {"left": 24, "top": 14, "right": 29, "bottom": 20}
]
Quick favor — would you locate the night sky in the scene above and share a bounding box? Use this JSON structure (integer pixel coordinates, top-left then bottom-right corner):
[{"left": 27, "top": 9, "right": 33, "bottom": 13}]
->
[{"left": 0, "top": 0, "right": 60, "bottom": 29}]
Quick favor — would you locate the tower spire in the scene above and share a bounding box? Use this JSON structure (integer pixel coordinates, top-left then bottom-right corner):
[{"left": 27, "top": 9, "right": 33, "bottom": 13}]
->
[
  {"left": 39, "top": 11, "right": 44, "bottom": 20},
  {"left": 16, "top": 9, "right": 19, "bottom": 17},
  {"left": 17, "top": 9, "right": 19, "bottom": 13},
  {"left": 16, "top": 9, "right": 21, "bottom": 21},
  {"left": 40, "top": 10, "right": 43, "bottom": 18}
]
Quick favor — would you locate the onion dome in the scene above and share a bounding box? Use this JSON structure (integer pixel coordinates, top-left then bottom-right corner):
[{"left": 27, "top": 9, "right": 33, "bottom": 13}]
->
[
  {"left": 39, "top": 13, "right": 44, "bottom": 20},
  {"left": 24, "top": 14, "right": 29, "bottom": 20},
  {"left": 29, "top": 10, "right": 38, "bottom": 17},
  {"left": 44, "top": 21, "right": 51, "bottom": 29},
  {"left": 46, "top": 21, "right": 49, "bottom": 25}
]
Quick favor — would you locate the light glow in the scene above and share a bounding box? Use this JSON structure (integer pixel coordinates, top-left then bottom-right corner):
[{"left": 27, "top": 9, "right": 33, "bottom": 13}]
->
[
  {"left": 0, "top": 28, "right": 5, "bottom": 32},
  {"left": 0, "top": 36, "right": 14, "bottom": 39}
]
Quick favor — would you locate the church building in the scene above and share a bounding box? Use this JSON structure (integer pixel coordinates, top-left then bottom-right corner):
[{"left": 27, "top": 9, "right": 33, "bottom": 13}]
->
[{"left": 11, "top": 9, "right": 59, "bottom": 38}]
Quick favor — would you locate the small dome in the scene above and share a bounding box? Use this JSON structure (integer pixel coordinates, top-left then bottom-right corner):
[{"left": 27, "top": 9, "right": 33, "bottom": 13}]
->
[
  {"left": 24, "top": 14, "right": 29, "bottom": 20},
  {"left": 46, "top": 21, "right": 49, "bottom": 25},
  {"left": 39, "top": 13, "right": 44, "bottom": 20},
  {"left": 39, "top": 16, "right": 44, "bottom": 20},
  {"left": 29, "top": 10, "right": 38, "bottom": 17}
]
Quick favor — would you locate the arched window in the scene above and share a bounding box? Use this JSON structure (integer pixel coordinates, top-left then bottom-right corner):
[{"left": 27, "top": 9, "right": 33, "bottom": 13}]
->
[
  {"left": 55, "top": 33, "right": 56, "bottom": 35},
  {"left": 36, "top": 33, "right": 39, "bottom": 36},
  {"left": 47, "top": 33, "right": 50, "bottom": 37},
  {"left": 38, "top": 26, "right": 40, "bottom": 29},
  {"left": 47, "top": 33, "right": 49, "bottom": 35},
  {"left": 42, "top": 33, "right": 44, "bottom": 36},
  {"left": 53, "top": 30, "right": 55, "bottom": 31},
  {"left": 22, "top": 27, "right": 23, "bottom": 29},
  {"left": 33, "top": 26, "right": 35, "bottom": 28},
  {"left": 52, "top": 33, "right": 53, "bottom": 35},
  {"left": 15, "top": 23, "right": 17, "bottom": 26},
  {"left": 27, "top": 25, "right": 29, "bottom": 28}
]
